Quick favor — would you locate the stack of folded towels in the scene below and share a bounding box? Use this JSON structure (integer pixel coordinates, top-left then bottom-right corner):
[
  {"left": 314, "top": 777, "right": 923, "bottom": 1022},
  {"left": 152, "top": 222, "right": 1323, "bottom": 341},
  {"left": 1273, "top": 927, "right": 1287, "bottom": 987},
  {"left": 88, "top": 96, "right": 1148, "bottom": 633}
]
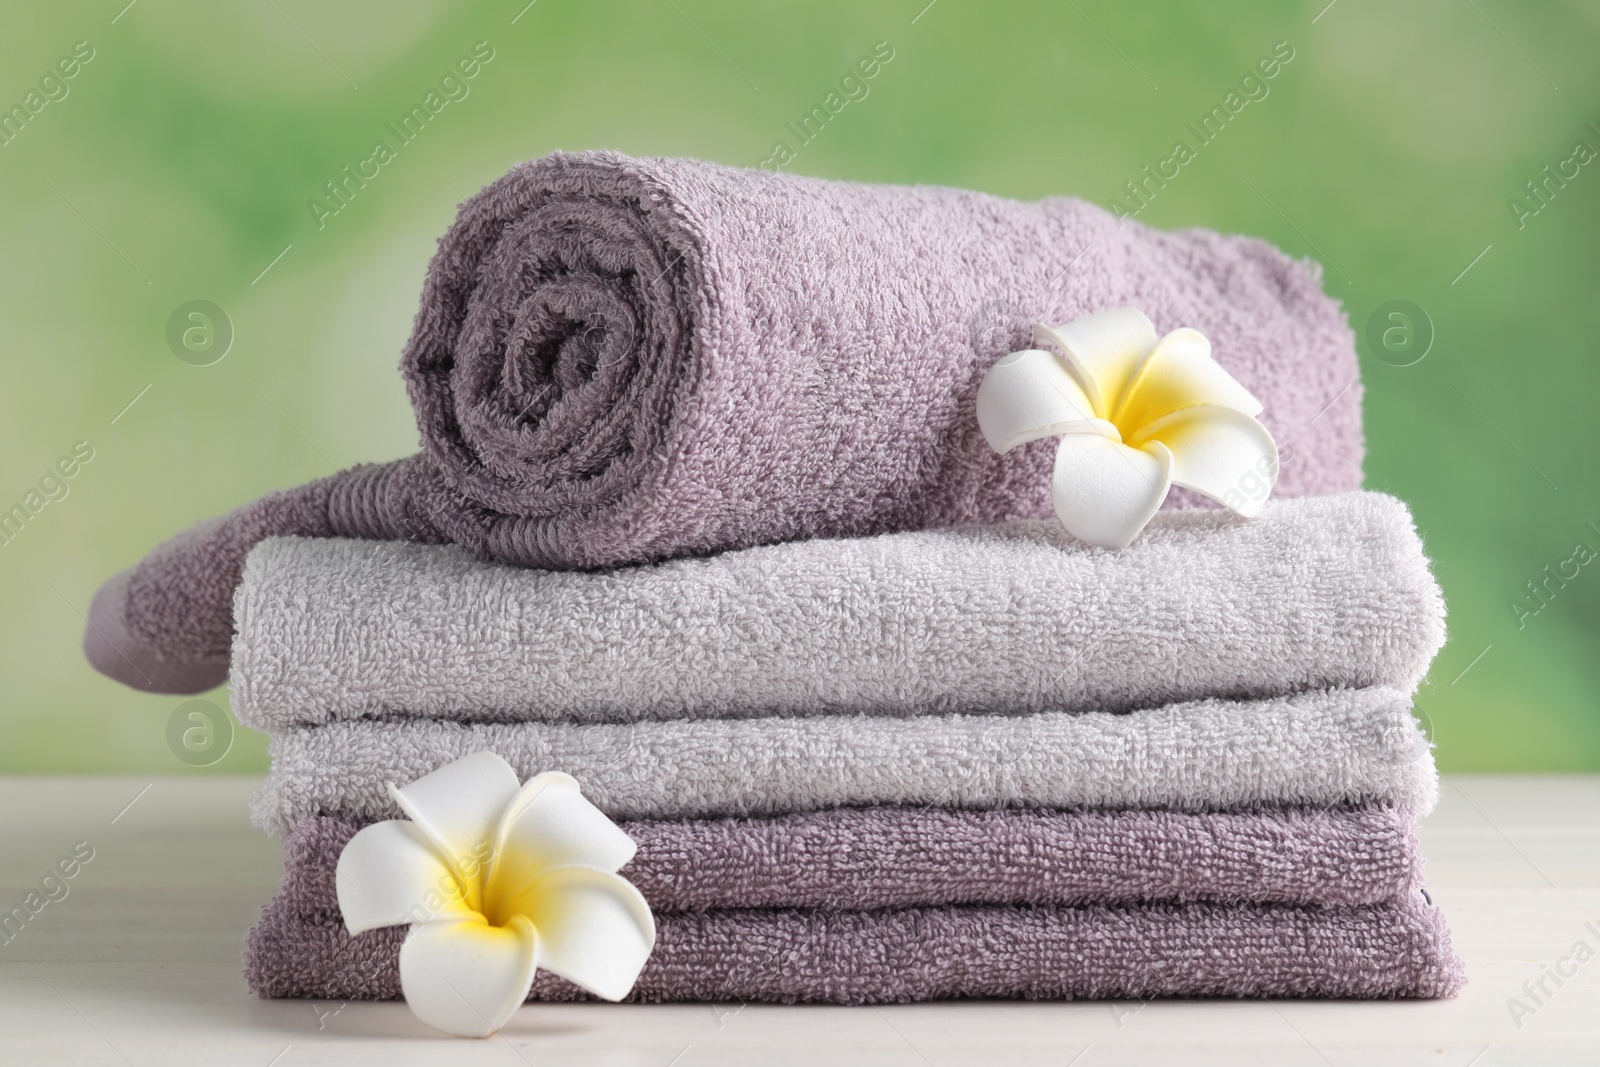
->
[{"left": 84, "top": 151, "right": 1463, "bottom": 1003}]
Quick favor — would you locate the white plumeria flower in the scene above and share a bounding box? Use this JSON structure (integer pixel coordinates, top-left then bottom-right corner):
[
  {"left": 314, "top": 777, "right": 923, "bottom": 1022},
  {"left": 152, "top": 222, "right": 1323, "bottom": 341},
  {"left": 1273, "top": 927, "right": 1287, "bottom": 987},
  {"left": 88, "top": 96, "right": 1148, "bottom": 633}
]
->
[
  {"left": 976, "top": 306, "right": 1279, "bottom": 549},
  {"left": 336, "top": 751, "right": 655, "bottom": 1037}
]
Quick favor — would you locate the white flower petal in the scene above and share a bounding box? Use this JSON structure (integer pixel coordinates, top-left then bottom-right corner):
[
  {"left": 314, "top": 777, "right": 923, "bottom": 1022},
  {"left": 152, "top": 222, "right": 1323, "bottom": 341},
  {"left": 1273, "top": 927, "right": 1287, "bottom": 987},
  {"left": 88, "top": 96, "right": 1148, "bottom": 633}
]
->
[
  {"left": 388, "top": 751, "right": 521, "bottom": 879},
  {"left": 1050, "top": 433, "right": 1173, "bottom": 549},
  {"left": 1129, "top": 404, "right": 1279, "bottom": 517},
  {"left": 975, "top": 349, "right": 1112, "bottom": 454},
  {"left": 399, "top": 916, "right": 539, "bottom": 1038},
  {"left": 1033, "top": 307, "right": 1158, "bottom": 419},
  {"left": 336, "top": 820, "right": 476, "bottom": 934},
  {"left": 1115, "top": 327, "right": 1264, "bottom": 430},
  {"left": 503, "top": 867, "right": 656, "bottom": 1002},
  {"left": 488, "top": 772, "right": 638, "bottom": 902}
]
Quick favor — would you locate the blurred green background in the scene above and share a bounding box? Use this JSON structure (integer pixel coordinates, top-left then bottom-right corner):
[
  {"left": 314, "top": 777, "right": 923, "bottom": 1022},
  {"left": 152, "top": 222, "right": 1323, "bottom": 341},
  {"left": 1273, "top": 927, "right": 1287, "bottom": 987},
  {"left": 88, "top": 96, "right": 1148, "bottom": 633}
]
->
[{"left": 0, "top": 0, "right": 1595, "bottom": 773}]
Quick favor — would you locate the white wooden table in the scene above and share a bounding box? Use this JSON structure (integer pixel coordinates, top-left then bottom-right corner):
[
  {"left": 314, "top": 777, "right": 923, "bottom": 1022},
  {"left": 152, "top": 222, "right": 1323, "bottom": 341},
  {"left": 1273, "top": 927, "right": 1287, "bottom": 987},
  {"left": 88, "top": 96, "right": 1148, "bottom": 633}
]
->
[{"left": 0, "top": 775, "right": 1594, "bottom": 1065}]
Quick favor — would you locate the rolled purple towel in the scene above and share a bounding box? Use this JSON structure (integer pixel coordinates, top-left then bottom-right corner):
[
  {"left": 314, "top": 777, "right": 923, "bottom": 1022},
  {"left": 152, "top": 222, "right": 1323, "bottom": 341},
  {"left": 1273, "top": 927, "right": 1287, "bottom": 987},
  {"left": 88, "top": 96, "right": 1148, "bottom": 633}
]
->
[
  {"left": 273, "top": 804, "right": 1424, "bottom": 917},
  {"left": 245, "top": 893, "right": 1462, "bottom": 1003},
  {"left": 86, "top": 150, "right": 1362, "bottom": 694}
]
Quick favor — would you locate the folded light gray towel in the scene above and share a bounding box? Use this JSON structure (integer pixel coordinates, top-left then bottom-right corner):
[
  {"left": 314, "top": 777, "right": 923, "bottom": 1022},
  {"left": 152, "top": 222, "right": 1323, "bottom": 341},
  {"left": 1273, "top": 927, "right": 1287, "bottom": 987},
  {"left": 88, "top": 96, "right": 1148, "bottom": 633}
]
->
[
  {"left": 231, "top": 492, "right": 1444, "bottom": 730},
  {"left": 251, "top": 687, "right": 1437, "bottom": 836}
]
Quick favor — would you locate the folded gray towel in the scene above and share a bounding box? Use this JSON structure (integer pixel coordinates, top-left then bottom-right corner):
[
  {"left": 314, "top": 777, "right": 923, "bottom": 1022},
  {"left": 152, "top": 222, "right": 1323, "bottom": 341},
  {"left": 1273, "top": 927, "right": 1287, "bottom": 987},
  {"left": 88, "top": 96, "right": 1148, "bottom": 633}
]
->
[
  {"left": 251, "top": 687, "right": 1437, "bottom": 836},
  {"left": 230, "top": 492, "right": 1444, "bottom": 730},
  {"left": 245, "top": 892, "right": 1465, "bottom": 1003}
]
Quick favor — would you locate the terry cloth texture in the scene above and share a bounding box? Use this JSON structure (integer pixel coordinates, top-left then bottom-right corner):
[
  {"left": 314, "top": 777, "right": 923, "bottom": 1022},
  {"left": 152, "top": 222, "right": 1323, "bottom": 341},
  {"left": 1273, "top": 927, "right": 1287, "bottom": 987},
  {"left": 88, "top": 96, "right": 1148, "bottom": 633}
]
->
[
  {"left": 230, "top": 492, "right": 1445, "bottom": 730},
  {"left": 251, "top": 687, "right": 1438, "bottom": 836},
  {"left": 244, "top": 892, "right": 1464, "bottom": 1003},
  {"left": 275, "top": 804, "right": 1422, "bottom": 915},
  {"left": 85, "top": 149, "right": 1364, "bottom": 695}
]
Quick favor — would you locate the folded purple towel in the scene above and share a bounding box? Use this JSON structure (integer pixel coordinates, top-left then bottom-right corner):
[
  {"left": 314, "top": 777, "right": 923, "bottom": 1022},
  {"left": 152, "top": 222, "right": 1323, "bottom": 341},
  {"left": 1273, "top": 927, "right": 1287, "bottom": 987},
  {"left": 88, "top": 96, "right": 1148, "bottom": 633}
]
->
[
  {"left": 276, "top": 804, "right": 1423, "bottom": 915},
  {"left": 245, "top": 892, "right": 1462, "bottom": 1003},
  {"left": 246, "top": 804, "right": 1461, "bottom": 1003},
  {"left": 85, "top": 150, "right": 1362, "bottom": 694}
]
